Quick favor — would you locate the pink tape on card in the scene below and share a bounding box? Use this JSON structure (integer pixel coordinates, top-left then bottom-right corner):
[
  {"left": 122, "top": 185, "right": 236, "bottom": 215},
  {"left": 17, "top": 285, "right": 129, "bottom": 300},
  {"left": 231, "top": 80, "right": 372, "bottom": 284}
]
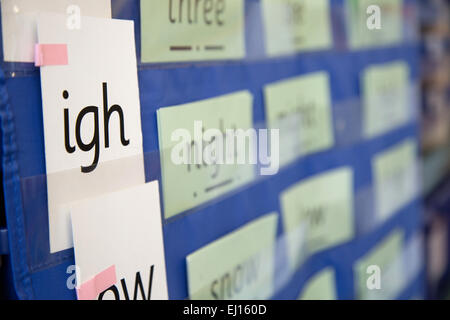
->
[
  {"left": 34, "top": 44, "right": 68, "bottom": 67},
  {"left": 76, "top": 265, "right": 117, "bottom": 300}
]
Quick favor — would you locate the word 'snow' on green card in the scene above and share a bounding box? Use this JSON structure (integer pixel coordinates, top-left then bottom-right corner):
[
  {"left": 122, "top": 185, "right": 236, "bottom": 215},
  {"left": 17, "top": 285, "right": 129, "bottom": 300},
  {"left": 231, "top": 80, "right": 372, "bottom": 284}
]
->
[
  {"left": 280, "top": 167, "right": 354, "bottom": 271},
  {"left": 372, "top": 139, "right": 419, "bottom": 223},
  {"left": 186, "top": 213, "right": 278, "bottom": 300},
  {"left": 362, "top": 61, "right": 410, "bottom": 138},
  {"left": 261, "top": 0, "right": 333, "bottom": 57},
  {"left": 157, "top": 91, "right": 255, "bottom": 219},
  {"left": 263, "top": 71, "right": 334, "bottom": 167},
  {"left": 346, "top": 0, "right": 403, "bottom": 49},
  {"left": 140, "top": 0, "right": 245, "bottom": 63},
  {"left": 355, "top": 230, "right": 405, "bottom": 300},
  {"left": 298, "top": 268, "right": 337, "bottom": 300}
]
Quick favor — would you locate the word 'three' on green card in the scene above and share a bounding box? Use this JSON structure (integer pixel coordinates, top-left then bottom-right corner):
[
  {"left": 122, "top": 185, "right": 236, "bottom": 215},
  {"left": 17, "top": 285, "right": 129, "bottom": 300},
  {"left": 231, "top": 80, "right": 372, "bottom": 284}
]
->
[
  {"left": 372, "top": 139, "right": 419, "bottom": 223},
  {"left": 157, "top": 91, "right": 255, "bottom": 219},
  {"left": 262, "top": 0, "right": 333, "bottom": 57},
  {"left": 346, "top": 0, "right": 403, "bottom": 49},
  {"left": 263, "top": 71, "right": 334, "bottom": 167},
  {"left": 280, "top": 167, "right": 354, "bottom": 271},
  {"left": 186, "top": 213, "right": 279, "bottom": 300},
  {"left": 362, "top": 61, "right": 410, "bottom": 138},
  {"left": 140, "top": 0, "right": 245, "bottom": 63},
  {"left": 298, "top": 268, "right": 337, "bottom": 300},
  {"left": 355, "top": 229, "right": 405, "bottom": 300}
]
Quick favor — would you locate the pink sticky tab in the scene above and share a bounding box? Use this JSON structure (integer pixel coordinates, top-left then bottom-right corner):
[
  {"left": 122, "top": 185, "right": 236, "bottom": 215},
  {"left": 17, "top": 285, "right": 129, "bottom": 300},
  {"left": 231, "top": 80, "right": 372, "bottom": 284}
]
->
[
  {"left": 34, "top": 44, "right": 68, "bottom": 67},
  {"left": 76, "top": 265, "right": 117, "bottom": 300}
]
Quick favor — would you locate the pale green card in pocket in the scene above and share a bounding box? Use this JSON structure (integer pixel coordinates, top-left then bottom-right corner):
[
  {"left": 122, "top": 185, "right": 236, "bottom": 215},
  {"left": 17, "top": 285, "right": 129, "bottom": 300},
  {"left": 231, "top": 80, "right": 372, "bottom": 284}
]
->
[
  {"left": 346, "top": 0, "right": 403, "bottom": 49},
  {"left": 261, "top": 0, "right": 332, "bottom": 57},
  {"left": 362, "top": 61, "right": 410, "bottom": 138},
  {"left": 372, "top": 139, "right": 419, "bottom": 222},
  {"left": 140, "top": 0, "right": 245, "bottom": 63},
  {"left": 186, "top": 213, "right": 278, "bottom": 300},
  {"left": 355, "top": 230, "right": 404, "bottom": 300},
  {"left": 264, "top": 71, "right": 334, "bottom": 166},
  {"left": 280, "top": 167, "right": 354, "bottom": 271},
  {"left": 157, "top": 91, "right": 255, "bottom": 219},
  {"left": 298, "top": 268, "right": 337, "bottom": 300}
]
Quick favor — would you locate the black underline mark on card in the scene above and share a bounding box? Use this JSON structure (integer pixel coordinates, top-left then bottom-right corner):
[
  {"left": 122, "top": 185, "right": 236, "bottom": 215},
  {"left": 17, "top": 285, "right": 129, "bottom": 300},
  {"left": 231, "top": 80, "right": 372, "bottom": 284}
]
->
[
  {"left": 204, "top": 45, "right": 225, "bottom": 51},
  {"left": 205, "top": 179, "right": 234, "bottom": 193},
  {"left": 170, "top": 45, "right": 225, "bottom": 52},
  {"left": 170, "top": 46, "right": 192, "bottom": 51}
]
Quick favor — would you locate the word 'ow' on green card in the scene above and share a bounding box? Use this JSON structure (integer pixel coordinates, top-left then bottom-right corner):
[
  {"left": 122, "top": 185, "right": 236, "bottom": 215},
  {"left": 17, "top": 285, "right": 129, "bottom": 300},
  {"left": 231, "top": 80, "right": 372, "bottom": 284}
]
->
[{"left": 280, "top": 167, "right": 354, "bottom": 271}]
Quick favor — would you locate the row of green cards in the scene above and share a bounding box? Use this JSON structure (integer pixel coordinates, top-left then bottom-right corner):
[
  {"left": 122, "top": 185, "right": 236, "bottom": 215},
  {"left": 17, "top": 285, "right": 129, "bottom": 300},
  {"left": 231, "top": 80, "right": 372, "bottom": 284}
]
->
[
  {"left": 184, "top": 169, "right": 413, "bottom": 299},
  {"left": 298, "top": 228, "right": 408, "bottom": 300},
  {"left": 140, "top": 0, "right": 404, "bottom": 63},
  {"left": 1, "top": 0, "right": 405, "bottom": 64},
  {"left": 279, "top": 137, "right": 419, "bottom": 273},
  {"left": 182, "top": 138, "right": 418, "bottom": 299},
  {"left": 157, "top": 61, "right": 412, "bottom": 220}
]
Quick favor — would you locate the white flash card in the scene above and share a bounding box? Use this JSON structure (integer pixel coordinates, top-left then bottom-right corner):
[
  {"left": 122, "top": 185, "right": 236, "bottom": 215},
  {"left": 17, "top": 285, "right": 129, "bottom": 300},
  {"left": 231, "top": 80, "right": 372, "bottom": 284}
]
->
[
  {"left": 37, "top": 14, "right": 145, "bottom": 252},
  {"left": 70, "top": 181, "right": 168, "bottom": 300},
  {"left": 1, "top": 0, "right": 111, "bottom": 62}
]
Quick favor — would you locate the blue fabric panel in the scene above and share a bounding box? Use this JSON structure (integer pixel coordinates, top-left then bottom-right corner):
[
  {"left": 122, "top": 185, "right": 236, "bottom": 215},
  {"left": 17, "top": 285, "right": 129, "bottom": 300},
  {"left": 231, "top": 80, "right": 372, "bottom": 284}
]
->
[{"left": 0, "top": 0, "right": 425, "bottom": 299}]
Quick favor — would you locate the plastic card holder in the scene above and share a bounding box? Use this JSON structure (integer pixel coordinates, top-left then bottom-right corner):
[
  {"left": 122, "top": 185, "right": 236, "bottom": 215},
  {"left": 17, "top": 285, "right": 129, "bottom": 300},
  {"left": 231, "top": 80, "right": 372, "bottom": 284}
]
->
[{"left": 0, "top": 0, "right": 424, "bottom": 300}]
